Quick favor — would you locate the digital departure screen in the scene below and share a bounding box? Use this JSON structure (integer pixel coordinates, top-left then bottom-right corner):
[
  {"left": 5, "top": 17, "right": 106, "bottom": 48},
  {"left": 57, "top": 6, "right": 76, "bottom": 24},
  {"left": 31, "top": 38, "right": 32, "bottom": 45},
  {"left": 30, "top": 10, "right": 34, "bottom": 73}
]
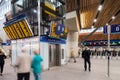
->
[{"left": 3, "top": 14, "right": 33, "bottom": 40}]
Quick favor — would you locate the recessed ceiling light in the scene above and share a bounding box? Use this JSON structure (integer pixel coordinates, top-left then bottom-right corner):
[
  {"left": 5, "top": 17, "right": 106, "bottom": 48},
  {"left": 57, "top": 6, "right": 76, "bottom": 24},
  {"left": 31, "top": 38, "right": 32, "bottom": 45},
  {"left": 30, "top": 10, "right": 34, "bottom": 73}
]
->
[
  {"left": 112, "top": 16, "right": 115, "bottom": 20},
  {"left": 94, "top": 19, "right": 97, "bottom": 22},
  {"left": 98, "top": 5, "right": 103, "bottom": 11}
]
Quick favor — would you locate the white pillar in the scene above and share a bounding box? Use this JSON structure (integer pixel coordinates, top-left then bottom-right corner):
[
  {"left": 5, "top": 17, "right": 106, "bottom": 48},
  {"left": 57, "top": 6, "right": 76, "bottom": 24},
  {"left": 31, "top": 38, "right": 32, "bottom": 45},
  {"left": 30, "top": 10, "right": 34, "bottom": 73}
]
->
[
  {"left": 107, "top": 25, "right": 111, "bottom": 77},
  {"left": 107, "top": 25, "right": 111, "bottom": 50},
  {"left": 66, "top": 31, "right": 79, "bottom": 57},
  {"left": 38, "top": 0, "right": 41, "bottom": 53}
]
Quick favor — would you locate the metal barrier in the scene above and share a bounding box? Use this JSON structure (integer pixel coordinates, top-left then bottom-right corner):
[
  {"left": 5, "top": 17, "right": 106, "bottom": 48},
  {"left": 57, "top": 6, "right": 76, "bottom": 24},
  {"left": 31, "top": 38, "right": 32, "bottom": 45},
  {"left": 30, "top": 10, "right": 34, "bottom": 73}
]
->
[{"left": 90, "top": 50, "right": 120, "bottom": 60}]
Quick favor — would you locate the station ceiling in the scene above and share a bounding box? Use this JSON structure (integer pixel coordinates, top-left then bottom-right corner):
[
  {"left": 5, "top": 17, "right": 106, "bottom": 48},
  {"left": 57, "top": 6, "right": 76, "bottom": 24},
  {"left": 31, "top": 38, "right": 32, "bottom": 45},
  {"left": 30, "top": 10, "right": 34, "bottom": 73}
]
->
[
  {"left": 80, "top": 0, "right": 120, "bottom": 29},
  {"left": 66, "top": 0, "right": 120, "bottom": 29}
]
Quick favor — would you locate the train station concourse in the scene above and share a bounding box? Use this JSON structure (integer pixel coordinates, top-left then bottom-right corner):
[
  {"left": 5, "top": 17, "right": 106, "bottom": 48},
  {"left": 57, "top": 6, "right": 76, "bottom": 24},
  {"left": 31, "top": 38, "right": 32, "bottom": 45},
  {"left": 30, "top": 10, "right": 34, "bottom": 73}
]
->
[{"left": 0, "top": 0, "right": 120, "bottom": 80}]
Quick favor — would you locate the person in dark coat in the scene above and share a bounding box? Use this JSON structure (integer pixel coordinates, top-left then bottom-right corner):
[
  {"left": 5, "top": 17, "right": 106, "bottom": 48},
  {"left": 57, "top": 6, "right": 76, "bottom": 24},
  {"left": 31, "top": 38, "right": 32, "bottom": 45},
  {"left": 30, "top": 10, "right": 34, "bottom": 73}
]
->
[
  {"left": 0, "top": 49, "right": 6, "bottom": 76},
  {"left": 82, "top": 47, "right": 91, "bottom": 71}
]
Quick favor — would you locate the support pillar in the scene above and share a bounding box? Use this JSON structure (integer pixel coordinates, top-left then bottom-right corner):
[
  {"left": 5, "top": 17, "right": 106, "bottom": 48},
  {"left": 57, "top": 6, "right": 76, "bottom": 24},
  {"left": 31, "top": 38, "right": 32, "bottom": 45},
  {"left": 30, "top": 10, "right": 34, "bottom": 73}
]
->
[{"left": 66, "top": 31, "right": 79, "bottom": 58}]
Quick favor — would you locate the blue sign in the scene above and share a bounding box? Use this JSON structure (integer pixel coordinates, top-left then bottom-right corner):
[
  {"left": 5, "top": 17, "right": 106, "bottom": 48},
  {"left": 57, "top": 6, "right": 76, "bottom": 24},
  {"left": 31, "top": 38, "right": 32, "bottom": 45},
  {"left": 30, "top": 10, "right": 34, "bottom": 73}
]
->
[
  {"left": 56, "top": 24, "right": 65, "bottom": 35},
  {"left": 103, "top": 26, "right": 107, "bottom": 34},
  {"left": 40, "top": 35, "right": 66, "bottom": 44},
  {"left": 1, "top": 40, "right": 11, "bottom": 46},
  {"left": 7, "top": 40, "right": 11, "bottom": 44},
  {"left": 4, "top": 14, "right": 26, "bottom": 26},
  {"left": 1, "top": 43, "right": 10, "bottom": 46},
  {"left": 103, "top": 24, "right": 120, "bottom": 34},
  {"left": 111, "top": 24, "right": 120, "bottom": 34}
]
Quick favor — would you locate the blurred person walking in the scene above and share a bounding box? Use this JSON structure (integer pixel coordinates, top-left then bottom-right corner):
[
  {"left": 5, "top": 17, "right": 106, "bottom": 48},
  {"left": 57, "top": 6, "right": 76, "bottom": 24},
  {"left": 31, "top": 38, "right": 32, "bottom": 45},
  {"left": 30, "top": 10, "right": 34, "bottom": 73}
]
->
[
  {"left": 14, "top": 47, "right": 32, "bottom": 80},
  {"left": 68, "top": 48, "right": 76, "bottom": 63},
  {"left": 31, "top": 49, "right": 43, "bottom": 80},
  {"left": 82, "top": 47, "right": 91, "bottom": 71},
  {"left": 0, "top": 49, "right": 7, "bottom": 76}
]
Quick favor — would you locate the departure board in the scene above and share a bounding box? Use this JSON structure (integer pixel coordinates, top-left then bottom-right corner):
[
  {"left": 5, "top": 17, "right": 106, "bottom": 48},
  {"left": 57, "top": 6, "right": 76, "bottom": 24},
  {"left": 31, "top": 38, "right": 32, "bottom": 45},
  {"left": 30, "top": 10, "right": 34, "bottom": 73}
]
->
[{"left": 3, "top": 19, "right": 33, "bottom": 40}]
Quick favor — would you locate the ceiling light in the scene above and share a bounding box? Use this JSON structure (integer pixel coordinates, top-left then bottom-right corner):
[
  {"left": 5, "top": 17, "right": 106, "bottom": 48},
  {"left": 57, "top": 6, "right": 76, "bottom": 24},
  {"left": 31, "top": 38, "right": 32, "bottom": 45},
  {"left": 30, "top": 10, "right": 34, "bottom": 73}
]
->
[
  {"left": 0, "top": 0, "right": 1, "bottom": 2},
  {"left": 98, "top": 5, "right": 103, "bottom": 11},
  {"left": 106, "top": 23, "right": 109, "bottom": 26},
  {"left": 92, "top": 26, "right": 94, "bottom": 28},
  {"left": 94, "top": 19, "right": 97, "bottom": 22},
  {"left": 33, "top": 9, "right": 37, "bottom": 13},
  {"left": 112, "top": 16, "right": 115, "bottom": 20}
]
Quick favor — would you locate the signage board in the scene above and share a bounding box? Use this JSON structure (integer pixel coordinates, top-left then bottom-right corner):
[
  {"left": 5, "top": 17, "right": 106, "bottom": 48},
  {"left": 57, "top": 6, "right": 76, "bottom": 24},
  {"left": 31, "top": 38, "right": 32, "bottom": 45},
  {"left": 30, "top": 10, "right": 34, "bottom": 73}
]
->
[
  {"left": 40, "top": 35, "right": 66, "bottom": 44},
  {"left": 103, "top": 24, "right": 120, "bottom": 34},
  {"left": 45, "top": 1, "right": 56, "bottom": 11},
  {"left": 4, "top": 14, "right": 26, "bottom": 26},
  {"left": 2, "top": 42, "right": 10, "bottom": 46},
  {"left": 43, "top": 1, "right": 57, "bottom": 17},
  {"left": 3, "top": 14, "right": 33, "bottom": 40},
  {"left": 50, "top": 22, "right": 68, "bottom": 39},
  {"left": 111, "top": 24, "right": 120, "bottom": 34}
]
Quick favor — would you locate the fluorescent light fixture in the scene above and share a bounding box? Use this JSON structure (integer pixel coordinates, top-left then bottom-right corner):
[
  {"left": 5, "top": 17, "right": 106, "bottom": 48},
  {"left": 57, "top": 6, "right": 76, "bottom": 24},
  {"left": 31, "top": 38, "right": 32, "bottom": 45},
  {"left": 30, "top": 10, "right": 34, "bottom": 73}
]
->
[
  {"left": 112, "top": 16, "right": 115, "bottom": 20},
  {"left": 94, "top": 19, "right": 97, "bottom": 22},
  {"left": 98, "top": 5, "right": 102, "bottom": 11}
]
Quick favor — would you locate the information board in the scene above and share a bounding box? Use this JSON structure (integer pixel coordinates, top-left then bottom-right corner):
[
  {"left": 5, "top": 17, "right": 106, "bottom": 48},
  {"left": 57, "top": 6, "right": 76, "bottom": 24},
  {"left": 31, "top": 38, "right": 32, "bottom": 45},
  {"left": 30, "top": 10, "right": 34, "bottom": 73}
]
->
[
  {"left": 3, "top": 16, "right": 33, "bottom": 40},
  {"left": 50, "top": 22, "right": 68, "bottom": 39},
  {"left": 103, "top": 24, "right": 120, "bottom": 34}
]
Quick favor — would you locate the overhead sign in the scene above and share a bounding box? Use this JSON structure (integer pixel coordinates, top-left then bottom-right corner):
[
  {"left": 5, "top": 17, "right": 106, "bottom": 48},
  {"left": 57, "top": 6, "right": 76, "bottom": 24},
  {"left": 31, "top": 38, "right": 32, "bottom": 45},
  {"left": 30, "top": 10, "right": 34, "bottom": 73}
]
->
[
  {"left": 42, "top": 1, "right": 57, "bottom": 17},
  {"left": 4, "top": 14, "right": 26, "bottom": 26},
  {"left": 103, "top": 24, "right": 120, "bottom": 34},
  {"left": 45, "top": 1, "right": 56, "bottom": 11},
  {"left": 40, "top": 35, "right": 66, "bottom": 44},
  {"left": 56, "top": 24, "right": 65, "bottom": 35},
  {"left": 1, "top": 42, "right": 10, "bottom": 46},
  {"left": 50, "top": 22, "right": 68, "bottom": 39},
  {"left": 111, "top": 24, "right": 120, "bottom": 34},
  {"left": 3, "top": 14, "right": 33, "bottom": 40}
]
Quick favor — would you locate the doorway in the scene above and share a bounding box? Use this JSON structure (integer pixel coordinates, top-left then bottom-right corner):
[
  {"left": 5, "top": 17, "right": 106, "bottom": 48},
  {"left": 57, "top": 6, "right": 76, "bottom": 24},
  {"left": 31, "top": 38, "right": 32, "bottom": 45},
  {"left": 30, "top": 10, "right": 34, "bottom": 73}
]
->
[{"left": 49, "top": 44, "right": 61, "bottom": 67}]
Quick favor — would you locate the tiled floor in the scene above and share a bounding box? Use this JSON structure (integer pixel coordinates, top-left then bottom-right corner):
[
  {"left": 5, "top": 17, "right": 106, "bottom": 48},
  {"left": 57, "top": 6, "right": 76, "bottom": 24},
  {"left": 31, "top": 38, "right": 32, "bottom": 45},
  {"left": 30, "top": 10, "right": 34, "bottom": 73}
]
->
[{"left": 0, "top": 57, "right": 120, "bottom": 80}]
